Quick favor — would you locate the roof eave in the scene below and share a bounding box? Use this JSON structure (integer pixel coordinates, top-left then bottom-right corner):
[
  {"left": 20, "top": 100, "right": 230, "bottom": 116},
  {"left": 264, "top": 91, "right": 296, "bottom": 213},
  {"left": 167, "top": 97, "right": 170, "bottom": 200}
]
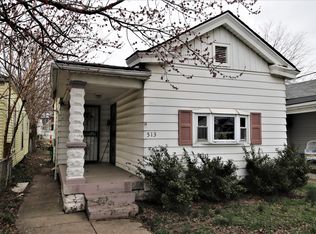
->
[{"left": 269, "top": 65, "right": 300, "bottom": 79}]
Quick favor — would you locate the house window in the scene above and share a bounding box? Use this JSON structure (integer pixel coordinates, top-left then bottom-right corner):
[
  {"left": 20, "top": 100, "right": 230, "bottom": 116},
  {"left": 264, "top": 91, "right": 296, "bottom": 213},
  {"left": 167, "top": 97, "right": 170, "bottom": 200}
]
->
[
  {"left": 193, "top": 113, "right": 248, "bottom": 144},
  {"left": 197, "top": 116, "right": 208, "bottom": 141},
  {"left": 240, "top": 117, "right": 247, "bottom": 141},
  {"left": 214, "top": 116, "right": 235, "bottom": 140}
]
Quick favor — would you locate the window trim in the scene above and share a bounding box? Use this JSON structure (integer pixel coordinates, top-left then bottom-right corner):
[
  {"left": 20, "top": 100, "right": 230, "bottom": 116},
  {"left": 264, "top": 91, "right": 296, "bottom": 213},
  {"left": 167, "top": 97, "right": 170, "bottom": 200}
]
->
[
  {"left": 193, "top": 114, "right": 210, "bottom": 144},
  {"left": 193, "top": 112, "right": 249, "bottom": 145},
  {"left": 213, "top": 43, "right": 230, "bottom": 67},
  {"left": 239, "top": 116, "right": 247, "bottom": 142}
]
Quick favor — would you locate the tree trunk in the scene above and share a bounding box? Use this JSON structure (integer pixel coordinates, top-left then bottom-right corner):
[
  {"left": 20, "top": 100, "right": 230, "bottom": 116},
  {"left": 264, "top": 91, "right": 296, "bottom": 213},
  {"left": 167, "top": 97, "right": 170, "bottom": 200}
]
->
[
  {"left": 29, "top": 123, "right": 38, "bottom": 153},
  {"left": 0, "top": 143, "right": 12, "bottom": 190}
]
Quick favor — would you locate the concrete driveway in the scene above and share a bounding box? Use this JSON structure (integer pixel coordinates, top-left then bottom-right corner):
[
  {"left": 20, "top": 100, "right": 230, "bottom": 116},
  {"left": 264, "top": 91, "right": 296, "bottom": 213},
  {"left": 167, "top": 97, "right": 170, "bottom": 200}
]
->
[{"left": 16, "top": 169, "right": 150, "bottom": 234}]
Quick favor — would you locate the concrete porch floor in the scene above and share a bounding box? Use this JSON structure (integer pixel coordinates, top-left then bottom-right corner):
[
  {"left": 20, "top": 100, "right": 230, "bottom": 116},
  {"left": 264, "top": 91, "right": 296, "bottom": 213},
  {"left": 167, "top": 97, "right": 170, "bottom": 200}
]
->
[
  {"left": 58, "top": 163, "right": 144, "bottom": 196},
  {"left": 84, "top": 163, "right": 141, "bottom": 184}
]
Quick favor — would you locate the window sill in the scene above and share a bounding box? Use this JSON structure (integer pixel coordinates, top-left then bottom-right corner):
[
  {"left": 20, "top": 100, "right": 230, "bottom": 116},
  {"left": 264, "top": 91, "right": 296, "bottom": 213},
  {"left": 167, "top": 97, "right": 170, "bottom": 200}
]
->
[
  {"left": 193, "top": 142, "right": 249, "bottom": 147},
  {"left": 213, "top": 62, "right": 229, "bottom": 67}
]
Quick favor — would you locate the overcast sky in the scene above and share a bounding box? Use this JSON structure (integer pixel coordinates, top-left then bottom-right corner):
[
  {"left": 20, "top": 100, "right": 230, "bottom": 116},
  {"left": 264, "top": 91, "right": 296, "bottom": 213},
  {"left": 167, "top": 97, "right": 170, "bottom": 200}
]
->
[
  {"left": 103, "top": 0, "right": 316, "bottom": 75},
  {"left": 243, "top": 0, "right": 316, "bottom": 75}
]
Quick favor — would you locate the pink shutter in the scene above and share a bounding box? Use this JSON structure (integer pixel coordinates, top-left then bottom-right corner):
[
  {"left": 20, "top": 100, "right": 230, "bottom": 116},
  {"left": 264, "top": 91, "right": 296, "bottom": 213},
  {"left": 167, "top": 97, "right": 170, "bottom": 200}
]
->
[
  {"left": 250, "top": 112, "right": 262, "bottom": 145},
  {"left": 178, "top": 110, "right": 192, "bottom": 146}
]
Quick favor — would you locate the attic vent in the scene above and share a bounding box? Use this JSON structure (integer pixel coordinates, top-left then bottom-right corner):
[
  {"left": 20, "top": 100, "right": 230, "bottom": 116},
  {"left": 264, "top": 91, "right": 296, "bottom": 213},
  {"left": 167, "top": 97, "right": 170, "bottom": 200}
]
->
[{"left": 215, "top": 45, "right": 228, "bottom": 64}]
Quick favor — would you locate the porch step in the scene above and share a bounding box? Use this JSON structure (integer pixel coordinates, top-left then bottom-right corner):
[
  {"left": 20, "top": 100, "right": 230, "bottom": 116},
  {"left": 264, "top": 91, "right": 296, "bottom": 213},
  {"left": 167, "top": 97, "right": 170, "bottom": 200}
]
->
[
  {"left": 87, "top": 203, "right": 139, "bottom": 220},
  {"left": 86, "top": 192, "right": 136, "bottom": 207},
  {"left": 85, "top": 192, "right": 139, "bottom": 220}
]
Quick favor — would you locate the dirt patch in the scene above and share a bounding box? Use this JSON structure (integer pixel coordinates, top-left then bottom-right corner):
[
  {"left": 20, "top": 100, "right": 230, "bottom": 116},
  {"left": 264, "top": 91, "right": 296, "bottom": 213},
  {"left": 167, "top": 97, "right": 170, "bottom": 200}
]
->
[{"left": 0, "top": 150, "right": 53, "bottom": 234}]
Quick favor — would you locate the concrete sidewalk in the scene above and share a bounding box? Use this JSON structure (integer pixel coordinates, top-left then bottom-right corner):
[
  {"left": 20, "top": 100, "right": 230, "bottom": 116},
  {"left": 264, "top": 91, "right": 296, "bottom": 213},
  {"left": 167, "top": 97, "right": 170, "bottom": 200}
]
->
[{"left": 16, "top": 168, "right": 150, "bottom": 234}]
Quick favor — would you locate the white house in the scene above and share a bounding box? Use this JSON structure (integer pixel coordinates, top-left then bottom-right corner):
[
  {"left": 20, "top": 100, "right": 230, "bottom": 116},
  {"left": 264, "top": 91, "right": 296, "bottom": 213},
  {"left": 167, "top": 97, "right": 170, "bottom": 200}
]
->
[{"left": 51, "top": 11, "right": 299, "bottom": 220}]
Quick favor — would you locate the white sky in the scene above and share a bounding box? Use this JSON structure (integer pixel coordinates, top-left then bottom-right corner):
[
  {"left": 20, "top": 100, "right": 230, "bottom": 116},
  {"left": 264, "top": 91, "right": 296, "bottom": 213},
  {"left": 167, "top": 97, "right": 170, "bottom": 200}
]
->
[{"left": 100, "top": 0, "right": 316, "bottom": 75}]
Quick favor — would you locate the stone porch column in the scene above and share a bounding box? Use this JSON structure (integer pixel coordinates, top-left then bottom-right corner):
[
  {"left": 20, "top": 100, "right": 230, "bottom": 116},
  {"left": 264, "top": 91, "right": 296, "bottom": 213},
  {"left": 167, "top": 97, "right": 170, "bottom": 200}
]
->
[{"left": 66, "top": 80, "right": 87, "bottom": 182}]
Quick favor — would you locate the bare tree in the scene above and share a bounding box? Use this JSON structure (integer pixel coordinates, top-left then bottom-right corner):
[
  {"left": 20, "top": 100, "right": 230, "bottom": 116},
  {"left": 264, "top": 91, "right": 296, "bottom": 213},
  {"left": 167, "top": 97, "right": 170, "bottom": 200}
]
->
[
  {"left": 0, "top": 1, "right": 259, "bottom": 63},
  {"left": 0, "top": 40, "right": 52, "bottom": 188},
  {"left": 258, "top": 21, "right": 310, "bottom": 71}
]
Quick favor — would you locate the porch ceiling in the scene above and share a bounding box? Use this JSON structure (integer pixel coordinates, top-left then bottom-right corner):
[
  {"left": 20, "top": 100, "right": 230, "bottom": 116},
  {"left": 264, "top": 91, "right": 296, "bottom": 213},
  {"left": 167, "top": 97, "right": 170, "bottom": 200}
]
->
[{"left": 84, "top": 83, "right": 130, "bottom": 102}]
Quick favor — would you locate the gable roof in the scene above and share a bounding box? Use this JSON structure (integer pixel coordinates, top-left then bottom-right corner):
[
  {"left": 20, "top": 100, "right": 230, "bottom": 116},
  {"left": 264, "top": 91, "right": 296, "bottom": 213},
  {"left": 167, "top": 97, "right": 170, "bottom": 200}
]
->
[
  {"left": 286, "top": 80, "right": 316, "bottom": 105},
  {"left": 126, "top": 11, "right": 299, "bottom": 76}
]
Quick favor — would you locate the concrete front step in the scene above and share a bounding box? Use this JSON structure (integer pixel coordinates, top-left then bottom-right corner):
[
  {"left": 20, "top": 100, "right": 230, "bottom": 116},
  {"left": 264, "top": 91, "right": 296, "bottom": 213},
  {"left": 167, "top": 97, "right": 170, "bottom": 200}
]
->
[
  {"left": 87, "top": 203, "right": 139, "bottom": 220},
  {"left": 86, "top": 192, "right": 136, "bottom": 207}
]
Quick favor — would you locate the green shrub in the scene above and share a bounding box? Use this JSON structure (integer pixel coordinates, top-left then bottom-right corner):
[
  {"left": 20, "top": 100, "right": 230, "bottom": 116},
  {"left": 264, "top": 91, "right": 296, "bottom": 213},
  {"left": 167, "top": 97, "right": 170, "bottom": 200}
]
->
[
  {"left": 275, "top": 146, "right": 309, "bottom": 192},
  {"left": 306, "top": 186, "right": 316, "bottom": 207},
  {"left": 243, "top": 145, "right": 309, "bottom": 195},
  {"left": 136, "top": 146, "right": 197, "bottom": 211},
  {"left": 184, "top": 151, "right": 244, "bottom": 202}
]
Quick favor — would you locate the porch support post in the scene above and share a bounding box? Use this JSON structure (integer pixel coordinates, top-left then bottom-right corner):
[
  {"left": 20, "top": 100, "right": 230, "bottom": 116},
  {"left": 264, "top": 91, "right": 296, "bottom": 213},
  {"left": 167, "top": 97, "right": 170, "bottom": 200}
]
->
[{"left": 66, "top": 80, "right": 87, "bottom": 182}]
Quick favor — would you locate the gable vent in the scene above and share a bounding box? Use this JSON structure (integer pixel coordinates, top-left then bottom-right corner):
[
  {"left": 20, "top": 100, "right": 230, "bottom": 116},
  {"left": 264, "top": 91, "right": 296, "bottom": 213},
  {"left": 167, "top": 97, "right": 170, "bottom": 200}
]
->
[{"left": 215, "top": 46, "right": 228, "bottom": 64}]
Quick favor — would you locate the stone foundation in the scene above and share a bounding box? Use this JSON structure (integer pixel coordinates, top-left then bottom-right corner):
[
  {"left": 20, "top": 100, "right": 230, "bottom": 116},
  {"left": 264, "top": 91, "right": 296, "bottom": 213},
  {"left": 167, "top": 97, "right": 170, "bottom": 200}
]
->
[{"left": 62, "top": 193, "right": 85, "bottom": 213}]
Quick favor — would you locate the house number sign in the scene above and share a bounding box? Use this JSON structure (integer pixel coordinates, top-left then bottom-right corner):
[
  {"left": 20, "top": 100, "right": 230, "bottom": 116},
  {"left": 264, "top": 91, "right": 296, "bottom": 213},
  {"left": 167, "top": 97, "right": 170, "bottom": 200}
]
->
[{"left": 146, "top": 131, "right": 157, "bottom": 138}]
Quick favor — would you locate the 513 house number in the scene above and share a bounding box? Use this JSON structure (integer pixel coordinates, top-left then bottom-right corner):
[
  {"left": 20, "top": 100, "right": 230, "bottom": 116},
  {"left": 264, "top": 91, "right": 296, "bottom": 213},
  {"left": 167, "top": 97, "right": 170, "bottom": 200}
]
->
[{"left": 146, "top": 131, "right": 157, "bottom": 138}]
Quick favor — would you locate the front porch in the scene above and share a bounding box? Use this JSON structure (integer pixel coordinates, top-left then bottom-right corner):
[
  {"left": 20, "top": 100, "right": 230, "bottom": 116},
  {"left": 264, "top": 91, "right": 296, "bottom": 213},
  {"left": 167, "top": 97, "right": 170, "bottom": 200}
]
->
[{"left": 51, "top": 61, "right": 151, "bottom": 219}]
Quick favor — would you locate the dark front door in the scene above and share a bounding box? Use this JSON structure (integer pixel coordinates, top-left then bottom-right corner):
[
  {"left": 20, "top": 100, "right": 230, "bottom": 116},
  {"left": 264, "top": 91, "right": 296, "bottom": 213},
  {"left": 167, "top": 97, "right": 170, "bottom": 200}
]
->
[
  {"left": 83, "top": 105, "right": 100, "bottom": 162},
  {"left": 109, "top": 103, "right": 117, "bottom": 165}
]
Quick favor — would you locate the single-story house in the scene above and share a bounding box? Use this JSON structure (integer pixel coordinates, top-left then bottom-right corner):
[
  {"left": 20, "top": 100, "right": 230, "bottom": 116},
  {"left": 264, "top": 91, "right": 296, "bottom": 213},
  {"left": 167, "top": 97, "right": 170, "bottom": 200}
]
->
[
  {"left": 0, "top": 75, "right": 30, "bottom": 180},
  {"left": 51, "top": 11, "right": 299, "bottom": 219},
  {"left": 286, "top": 79, "right": 316, "bottom": 153}
]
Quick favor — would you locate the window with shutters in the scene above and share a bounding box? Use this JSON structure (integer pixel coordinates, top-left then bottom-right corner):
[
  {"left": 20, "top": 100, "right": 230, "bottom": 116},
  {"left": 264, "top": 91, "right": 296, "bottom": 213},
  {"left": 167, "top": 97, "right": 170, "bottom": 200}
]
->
[
  {"left": 213, "top": 43, "right": 229, "bottom": 66},
  {"left": 193, "top": 113, "right": 248, "bottom": 145}
]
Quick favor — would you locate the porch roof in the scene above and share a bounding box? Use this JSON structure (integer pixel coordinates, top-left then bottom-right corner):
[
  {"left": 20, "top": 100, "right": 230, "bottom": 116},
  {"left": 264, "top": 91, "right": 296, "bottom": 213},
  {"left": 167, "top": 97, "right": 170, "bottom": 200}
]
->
[{"left": 51, "top": 60, "right": 151, "bottom": 100}]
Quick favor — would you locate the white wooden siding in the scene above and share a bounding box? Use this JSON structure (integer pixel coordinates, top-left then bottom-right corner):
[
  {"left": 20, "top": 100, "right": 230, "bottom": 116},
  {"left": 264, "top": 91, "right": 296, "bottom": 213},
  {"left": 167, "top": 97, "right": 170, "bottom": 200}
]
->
[
  {"left": 116, "top": 90, "right": 144, "bottom": 174},
  {"left": 143, "top": 60, "right": 286, "bottom": 176}
]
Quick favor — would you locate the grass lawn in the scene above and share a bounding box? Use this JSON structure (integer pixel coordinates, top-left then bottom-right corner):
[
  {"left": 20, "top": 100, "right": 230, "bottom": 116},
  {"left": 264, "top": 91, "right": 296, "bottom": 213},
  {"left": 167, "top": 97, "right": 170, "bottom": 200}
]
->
[{"left": 136, "top": 183, "right": 316, "bottom": 234}]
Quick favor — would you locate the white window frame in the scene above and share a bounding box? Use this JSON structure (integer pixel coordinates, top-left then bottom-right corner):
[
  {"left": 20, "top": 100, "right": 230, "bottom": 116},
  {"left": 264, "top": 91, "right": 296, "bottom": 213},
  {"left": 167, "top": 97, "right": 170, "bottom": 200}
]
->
[
  {"left": 193, "top": 114, "right": 210, "bottom": 144},
  {"left": 213, "top": 43, "right": 230, "bottom": 67},
  {"left": 239, "top": 116, "right": 248, "bottom": 142},
  {"left": 193, "top": 112, "right": 248, "bottom": 145},
  {"left": 212, "top": 114, "right": 237, "bottom": 144}
]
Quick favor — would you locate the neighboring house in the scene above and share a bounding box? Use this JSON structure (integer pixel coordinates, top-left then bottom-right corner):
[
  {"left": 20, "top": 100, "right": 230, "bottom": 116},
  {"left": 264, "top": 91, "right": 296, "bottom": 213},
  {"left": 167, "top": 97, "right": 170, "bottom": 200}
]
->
[
  {"left": 286, "top": 80, "right": 316, "bottom": 153},
  {"left": 0, "top": 75, "right": 30, "bottom": 170},
  {"left": 37, "top": 112, "right": 54, "bottom": 141},
  {"left": 51, "top": 11, "right": 298, "bottom": 219}
]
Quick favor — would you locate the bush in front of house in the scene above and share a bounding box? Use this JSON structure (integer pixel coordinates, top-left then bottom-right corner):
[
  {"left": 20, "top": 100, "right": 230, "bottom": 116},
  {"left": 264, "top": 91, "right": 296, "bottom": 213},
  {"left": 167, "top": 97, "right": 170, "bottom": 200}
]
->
[
  {"left": 243, "top": 145, "right": 309, "bottom": 195},
  {"left": 136, "top": 146, "right": 197, "bottom": 211},
  {"left": 184, "top": 150, "right": 244, "bottom": 202},
  {"left": 137, "top": 146, "right": 243, "bottom": 211}
]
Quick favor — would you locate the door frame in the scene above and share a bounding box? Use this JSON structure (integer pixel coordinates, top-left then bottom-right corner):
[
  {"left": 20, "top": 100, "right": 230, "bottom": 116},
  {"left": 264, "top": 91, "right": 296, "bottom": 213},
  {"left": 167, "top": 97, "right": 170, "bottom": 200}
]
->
[
  {"left": 109, "top": 103, "right": 117, "bottom": 165},
  {"left": 83, "top": 105, "right": 100, "bottom": 163}
]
